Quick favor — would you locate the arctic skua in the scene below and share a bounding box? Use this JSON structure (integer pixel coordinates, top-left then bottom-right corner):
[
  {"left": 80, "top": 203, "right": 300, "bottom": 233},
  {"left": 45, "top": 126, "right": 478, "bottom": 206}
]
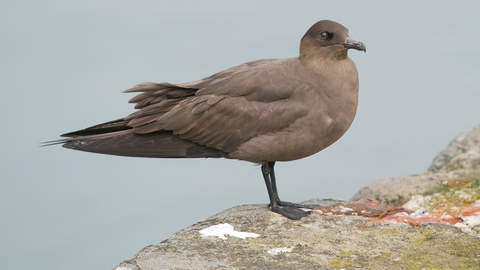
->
[{"left": 55, "top": 20, "right": 366, "bottom": 220}]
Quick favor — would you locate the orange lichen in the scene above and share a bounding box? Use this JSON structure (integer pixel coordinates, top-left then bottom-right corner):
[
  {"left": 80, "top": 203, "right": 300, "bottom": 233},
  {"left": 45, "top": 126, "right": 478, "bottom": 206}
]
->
[{"left": 315, "top": 199, "right": 467, "bottom": 227}]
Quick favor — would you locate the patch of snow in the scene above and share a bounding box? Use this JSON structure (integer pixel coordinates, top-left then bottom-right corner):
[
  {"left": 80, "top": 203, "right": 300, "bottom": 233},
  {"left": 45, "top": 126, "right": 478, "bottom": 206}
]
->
[
  {"left": 199, "top": 223, "right": 260, "bottom": 240},
  {"left": 268, "top": 246, "right": 293, "bottom": 255}
]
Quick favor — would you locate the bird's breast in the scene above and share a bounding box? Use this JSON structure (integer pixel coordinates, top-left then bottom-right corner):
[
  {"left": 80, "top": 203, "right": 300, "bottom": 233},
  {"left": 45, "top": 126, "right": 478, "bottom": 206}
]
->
[{"left": 229, "top": 59, "right": 359, "bottom": 163}]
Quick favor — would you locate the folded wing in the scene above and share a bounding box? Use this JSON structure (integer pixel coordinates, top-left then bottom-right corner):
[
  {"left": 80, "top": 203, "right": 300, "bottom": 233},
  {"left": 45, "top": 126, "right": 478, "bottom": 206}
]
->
[
  {"left": 61, "top": 58, "right": 311, "bottom": 157},
  {"left": 123, "top": 59, "right": 310, "bottom": 153}
]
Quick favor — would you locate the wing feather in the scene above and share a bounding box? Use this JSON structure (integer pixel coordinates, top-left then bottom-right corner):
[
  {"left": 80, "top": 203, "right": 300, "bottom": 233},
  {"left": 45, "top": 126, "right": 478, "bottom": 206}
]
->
[{"left": 122, "top": 58, "right": 312, "bottom": 153}]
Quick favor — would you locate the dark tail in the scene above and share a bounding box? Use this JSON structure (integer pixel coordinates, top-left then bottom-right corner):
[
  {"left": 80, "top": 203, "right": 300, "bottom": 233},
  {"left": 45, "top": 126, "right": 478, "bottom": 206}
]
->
[
  {"left": 60, "top": 118, "right": 131, "bottom": 137},
  {"left": 45, "top": 118, "right": 228, "bottom": 158}
]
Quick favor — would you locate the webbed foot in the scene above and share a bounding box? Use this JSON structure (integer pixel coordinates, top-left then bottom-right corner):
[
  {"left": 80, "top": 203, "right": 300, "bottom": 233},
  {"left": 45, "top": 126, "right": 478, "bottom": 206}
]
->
[{"left": 271, "top": 205, "right": 311, "bottom": 220}]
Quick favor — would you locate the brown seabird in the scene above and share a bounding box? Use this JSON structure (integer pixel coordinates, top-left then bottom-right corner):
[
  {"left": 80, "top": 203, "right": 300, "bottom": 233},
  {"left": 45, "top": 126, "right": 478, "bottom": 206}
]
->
[{"left": 55, "top": 20, "right": 366, "bottom": 220}]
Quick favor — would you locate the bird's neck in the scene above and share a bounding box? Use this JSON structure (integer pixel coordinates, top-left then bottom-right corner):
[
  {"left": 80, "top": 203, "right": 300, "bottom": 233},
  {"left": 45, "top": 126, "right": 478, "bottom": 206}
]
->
[{"left": 299, "top": 36, "right": 349, "bottom": 65}]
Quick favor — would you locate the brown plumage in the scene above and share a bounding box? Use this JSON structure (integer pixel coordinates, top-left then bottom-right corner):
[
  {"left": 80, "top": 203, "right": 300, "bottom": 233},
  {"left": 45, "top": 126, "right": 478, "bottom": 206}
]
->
[{"left": 57, "top": 20, "right": 366, "bottom": 219}]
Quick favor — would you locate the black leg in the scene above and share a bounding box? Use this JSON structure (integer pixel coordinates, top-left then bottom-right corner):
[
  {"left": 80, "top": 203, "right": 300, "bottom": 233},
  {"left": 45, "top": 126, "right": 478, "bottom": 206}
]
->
[
  {"left": 268, "top": 161, "right": 281, "bottom": 203},
  {"left": 261, "top": 162, "right": 311, "bottom": 220},
  {"left": 269, "top": 162, "right": 313, "bottom": 209},
  {"left": 261, "top": 162, "right": 279, "bottom": 209}
]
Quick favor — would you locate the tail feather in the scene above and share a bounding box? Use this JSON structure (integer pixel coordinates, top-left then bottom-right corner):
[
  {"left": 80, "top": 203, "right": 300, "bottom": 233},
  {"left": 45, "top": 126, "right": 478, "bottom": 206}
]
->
[
  {"left": 61, "top": 118, "right": 131, "bottom": 137},
  {"left": 61, "top": 130, "right": 228, "bottom": 158}
]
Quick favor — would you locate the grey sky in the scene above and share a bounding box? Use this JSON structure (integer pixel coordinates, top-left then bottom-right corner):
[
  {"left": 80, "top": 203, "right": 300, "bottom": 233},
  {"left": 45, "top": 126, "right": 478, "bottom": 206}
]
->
[{"left": 2, "top": 1, "right": 480, "bottom": 269}]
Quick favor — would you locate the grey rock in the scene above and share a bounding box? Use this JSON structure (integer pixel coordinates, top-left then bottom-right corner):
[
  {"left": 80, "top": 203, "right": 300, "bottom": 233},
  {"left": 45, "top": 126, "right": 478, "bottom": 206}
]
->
[
  {"left": 113, "top": 204, "right": 480, "bottom": 270},
  {"left": 351, "top": 124, "right": 480, "bottom": 206},
  {"left": 111, "top": 125, "right": 480, "bottom": 269},
  {"left": 349, "top": 169, "right": 477, "bottom": 206},
  {"left": 300, "top": 197, "right": 345, "bottom": 207},
  {"left": 428, "top": 125, "right": 480, "bottom": 173}
]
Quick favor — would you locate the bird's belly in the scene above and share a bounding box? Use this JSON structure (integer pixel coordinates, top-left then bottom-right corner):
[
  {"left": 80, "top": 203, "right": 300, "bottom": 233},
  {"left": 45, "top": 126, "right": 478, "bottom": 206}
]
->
[{"left": 230, "top": 111, "right": 354, "bottom": 163}]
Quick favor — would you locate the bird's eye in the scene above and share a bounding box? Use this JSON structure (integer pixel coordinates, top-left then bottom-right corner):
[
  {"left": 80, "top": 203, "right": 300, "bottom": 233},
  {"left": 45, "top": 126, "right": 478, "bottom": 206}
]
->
[{"left": 319, "top": 32, "right": 329, "bottom": 39}]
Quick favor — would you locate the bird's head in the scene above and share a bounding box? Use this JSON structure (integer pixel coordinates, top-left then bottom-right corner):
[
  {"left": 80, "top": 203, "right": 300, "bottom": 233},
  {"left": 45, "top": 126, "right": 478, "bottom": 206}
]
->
[{"left": 300, "top": 20, "right": 366, "bottom": 62}]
